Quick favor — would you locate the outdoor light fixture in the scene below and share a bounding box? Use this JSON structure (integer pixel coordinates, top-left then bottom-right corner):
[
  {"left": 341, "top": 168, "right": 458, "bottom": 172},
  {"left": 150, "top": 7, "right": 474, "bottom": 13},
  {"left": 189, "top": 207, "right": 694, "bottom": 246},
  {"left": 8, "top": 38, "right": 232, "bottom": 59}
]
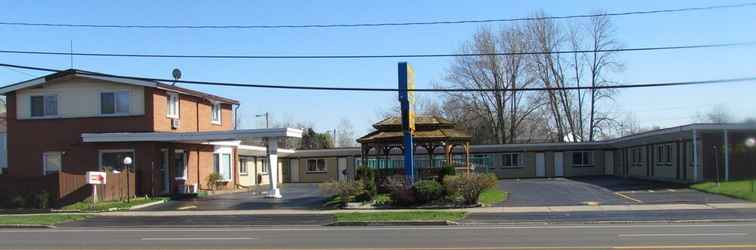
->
[
  {"left": 746, "top": 137, "right": 756, "bottom": 148},
  {"left": 123, "top": 156, "right": 133, "bottom": 203}
]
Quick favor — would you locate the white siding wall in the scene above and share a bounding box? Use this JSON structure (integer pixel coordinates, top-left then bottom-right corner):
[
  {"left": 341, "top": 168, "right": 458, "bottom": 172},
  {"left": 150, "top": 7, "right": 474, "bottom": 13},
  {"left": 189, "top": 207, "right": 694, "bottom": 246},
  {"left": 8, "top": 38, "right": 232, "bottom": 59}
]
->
[{"left": 16, "top": 78, "right": 145, "bottom": 119}]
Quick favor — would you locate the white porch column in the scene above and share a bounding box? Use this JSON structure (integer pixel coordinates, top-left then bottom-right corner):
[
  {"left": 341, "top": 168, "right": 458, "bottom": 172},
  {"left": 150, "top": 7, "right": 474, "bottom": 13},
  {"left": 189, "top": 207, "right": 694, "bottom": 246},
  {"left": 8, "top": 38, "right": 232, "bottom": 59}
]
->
[
  {"left": 724, "top": 129, "right": 730, "bottom": 181},
  {"left": 266, "top": 139, "right": 282, "bottom": 198}
]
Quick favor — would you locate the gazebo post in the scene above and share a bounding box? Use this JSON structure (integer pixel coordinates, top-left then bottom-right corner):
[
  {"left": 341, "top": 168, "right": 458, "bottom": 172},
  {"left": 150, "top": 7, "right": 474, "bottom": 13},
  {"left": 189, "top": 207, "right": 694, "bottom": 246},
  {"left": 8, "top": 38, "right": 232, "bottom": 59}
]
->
[{"left": 464, "top": 142, "right": 471, "bottom": 174}]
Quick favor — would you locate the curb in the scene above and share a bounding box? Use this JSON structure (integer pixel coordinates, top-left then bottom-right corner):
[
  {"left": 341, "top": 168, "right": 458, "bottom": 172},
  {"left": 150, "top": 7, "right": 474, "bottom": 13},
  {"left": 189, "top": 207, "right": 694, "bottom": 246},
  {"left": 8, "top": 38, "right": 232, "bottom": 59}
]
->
[
  {"left": 460, "top": 218, "right": 756, "bottom": 226},
  {"left": 326, "top": 220, "right": 458, "bottom": 226},
  {"left": 0, "top": 224, "right": 56, "bottom": 229},
  {"left": 128, "top": 200, "right": 167, "bottom": 210}
]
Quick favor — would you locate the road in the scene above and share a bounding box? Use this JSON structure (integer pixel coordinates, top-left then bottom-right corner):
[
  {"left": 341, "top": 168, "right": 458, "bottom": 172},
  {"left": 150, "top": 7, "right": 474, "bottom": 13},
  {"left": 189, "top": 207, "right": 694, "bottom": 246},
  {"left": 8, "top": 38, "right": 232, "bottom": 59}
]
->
[{"left": 3, "top": 222, "right": 756, "bottom": 249}]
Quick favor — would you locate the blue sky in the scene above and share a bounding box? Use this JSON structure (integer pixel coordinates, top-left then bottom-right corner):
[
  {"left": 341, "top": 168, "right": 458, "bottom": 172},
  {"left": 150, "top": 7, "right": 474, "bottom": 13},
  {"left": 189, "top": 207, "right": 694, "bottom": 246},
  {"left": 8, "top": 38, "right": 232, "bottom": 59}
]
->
[{"left": 0, "top": 0, "right": 754, "bottom": 135}]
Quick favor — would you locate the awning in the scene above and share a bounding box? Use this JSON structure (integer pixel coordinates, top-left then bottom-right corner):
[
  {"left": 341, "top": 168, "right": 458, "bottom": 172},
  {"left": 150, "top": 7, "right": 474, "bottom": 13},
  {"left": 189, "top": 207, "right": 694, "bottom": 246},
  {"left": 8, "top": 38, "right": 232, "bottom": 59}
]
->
[{"left": 82, "top": 128, "right": 303, "bottom": 143}]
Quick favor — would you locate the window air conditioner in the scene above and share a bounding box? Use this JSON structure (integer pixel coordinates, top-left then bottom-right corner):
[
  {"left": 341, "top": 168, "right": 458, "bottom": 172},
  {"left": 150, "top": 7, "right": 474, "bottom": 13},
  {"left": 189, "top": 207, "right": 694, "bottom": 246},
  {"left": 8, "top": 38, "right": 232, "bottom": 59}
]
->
[{"left": 171, "top": 118, "right": 180, "bottom": 129}]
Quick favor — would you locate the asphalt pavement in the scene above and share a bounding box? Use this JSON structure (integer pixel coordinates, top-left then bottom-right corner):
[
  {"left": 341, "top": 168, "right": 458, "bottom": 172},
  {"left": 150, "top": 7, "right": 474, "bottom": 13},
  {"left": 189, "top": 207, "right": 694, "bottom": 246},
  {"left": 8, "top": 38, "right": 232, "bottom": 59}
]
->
[
  {"left": 4, "top": 222, "right": 756, "bottom": 249},
  {"left": 142, "top": 183, "right": 326, "bottom": 211}
]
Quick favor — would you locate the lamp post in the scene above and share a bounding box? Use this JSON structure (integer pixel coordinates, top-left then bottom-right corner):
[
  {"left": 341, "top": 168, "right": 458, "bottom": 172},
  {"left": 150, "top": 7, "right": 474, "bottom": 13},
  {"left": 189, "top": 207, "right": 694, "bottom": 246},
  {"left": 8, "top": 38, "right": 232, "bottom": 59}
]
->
[
  {"left": 745, "top": 137, "right": 755, "bottom": 192},
  {"left": 123, "top": 156, "right": 133, "bottom": 203},
  {"left": 256, "top": 112, "right": 269, "bottom": 129}
]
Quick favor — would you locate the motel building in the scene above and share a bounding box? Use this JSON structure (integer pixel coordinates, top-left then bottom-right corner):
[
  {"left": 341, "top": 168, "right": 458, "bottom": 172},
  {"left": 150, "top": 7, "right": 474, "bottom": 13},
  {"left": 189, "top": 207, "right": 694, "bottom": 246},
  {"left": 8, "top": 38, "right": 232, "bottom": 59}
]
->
[{"left": 0, "top": 69, "right": 755, "bottom": 206}]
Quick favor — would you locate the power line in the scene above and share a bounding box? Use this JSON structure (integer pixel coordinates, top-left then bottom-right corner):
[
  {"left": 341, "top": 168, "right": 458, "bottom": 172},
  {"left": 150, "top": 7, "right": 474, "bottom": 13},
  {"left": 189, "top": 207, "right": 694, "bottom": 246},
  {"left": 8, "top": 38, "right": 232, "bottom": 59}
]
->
[
  {"left": 0, "top": 62, "right": 754, "bottom": 92},
  {"left": 1, "top": 2, "right": 754, "bottom": 29},
  {"left": 1, "top": 42, "right": 754, "bottom": 60}
]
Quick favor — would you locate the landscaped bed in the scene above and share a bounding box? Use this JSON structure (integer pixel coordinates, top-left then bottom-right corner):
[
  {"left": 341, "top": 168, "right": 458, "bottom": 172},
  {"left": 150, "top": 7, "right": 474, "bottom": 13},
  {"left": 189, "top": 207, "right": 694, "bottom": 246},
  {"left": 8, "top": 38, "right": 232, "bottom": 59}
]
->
[
  {"left": 62, "top": 197, "right": 168, "bottom": 212},
  {"left": 691, "top": 180, "right": 756, "bottom": 202},
  {"left": 478, "top": 186, "right": 508, "bottom": 206},
  {"left": 0, "top": 214, "right": 93, "bottom": 225},
  {"left": 335, "top": 211, "right": 466, "bottom": 222}
]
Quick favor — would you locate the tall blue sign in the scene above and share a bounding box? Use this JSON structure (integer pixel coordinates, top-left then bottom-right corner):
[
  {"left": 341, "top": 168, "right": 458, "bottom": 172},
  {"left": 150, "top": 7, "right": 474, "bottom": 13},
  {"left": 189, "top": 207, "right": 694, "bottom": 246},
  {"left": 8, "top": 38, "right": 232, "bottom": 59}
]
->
[{"left": 398, "top": 62, "right": 416, "bottom": 182}]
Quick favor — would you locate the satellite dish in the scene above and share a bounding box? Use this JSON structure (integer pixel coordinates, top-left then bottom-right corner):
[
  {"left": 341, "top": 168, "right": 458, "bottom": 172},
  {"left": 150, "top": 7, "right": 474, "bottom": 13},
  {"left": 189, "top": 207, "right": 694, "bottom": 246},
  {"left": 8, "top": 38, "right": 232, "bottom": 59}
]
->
[{"left": 172, "top": 68, "right": 182, "bottom": 80}]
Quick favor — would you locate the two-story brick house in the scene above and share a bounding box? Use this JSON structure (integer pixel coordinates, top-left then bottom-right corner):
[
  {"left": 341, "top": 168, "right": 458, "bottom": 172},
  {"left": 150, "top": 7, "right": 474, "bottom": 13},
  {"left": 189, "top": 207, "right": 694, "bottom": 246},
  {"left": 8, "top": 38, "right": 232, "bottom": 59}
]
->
[{"left": 0, "top": 69, "right": 299, "bottom": 205}]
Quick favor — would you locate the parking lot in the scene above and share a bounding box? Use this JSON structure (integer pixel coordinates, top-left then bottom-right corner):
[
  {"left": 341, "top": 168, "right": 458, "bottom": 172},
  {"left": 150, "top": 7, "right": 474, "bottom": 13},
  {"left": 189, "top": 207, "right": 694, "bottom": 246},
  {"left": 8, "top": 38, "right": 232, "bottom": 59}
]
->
[
  {"left": 141, "top": 183, "right": 326, "bottom": 211},
  {"left": 496, "top": 176, "right": 743, "bottom": 207}
]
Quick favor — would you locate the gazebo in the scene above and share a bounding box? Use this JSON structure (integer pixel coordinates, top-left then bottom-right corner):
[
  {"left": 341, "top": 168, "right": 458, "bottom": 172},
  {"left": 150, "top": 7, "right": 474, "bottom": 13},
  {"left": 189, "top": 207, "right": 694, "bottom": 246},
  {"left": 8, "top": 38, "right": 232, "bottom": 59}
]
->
[{"left": 357, "top": 116, "right": 473, "bottom": 173}]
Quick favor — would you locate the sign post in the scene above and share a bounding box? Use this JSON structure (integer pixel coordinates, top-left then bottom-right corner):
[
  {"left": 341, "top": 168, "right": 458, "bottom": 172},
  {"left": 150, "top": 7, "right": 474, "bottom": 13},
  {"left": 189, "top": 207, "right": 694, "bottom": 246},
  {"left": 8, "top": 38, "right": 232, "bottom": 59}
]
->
[
  {"left": 398, "top": 62, "right": 416, "bottom": 183},
  {"left": 86, "top": 171, "right": 106, "bottom": 207}
]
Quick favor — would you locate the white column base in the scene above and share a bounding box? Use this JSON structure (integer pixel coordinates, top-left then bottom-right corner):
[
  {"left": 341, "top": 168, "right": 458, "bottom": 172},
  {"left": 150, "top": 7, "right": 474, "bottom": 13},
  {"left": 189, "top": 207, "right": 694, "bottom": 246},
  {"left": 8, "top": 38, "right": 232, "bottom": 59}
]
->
[{"left": 265, "top": 188, "right": 282, "bottom": 198}]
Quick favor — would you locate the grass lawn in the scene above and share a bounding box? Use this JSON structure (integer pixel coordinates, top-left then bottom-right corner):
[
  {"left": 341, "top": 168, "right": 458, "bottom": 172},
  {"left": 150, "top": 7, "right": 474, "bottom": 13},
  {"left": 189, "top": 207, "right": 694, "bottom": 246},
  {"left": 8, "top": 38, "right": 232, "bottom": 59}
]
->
[
  {"left": 691, "top": 180, "right": 756, "bottom": 202},
  {"left": 0, "top": 214, "right": 93, "bottom": 225},
  {"left": 62, "top": 197, "right": 168, "bottom": 212},
  {"left": 478, "top": 187, "right": 508, "bottom": 205},
  {"left": 335, "top": 211, "right": 466, "bottom": 222}
]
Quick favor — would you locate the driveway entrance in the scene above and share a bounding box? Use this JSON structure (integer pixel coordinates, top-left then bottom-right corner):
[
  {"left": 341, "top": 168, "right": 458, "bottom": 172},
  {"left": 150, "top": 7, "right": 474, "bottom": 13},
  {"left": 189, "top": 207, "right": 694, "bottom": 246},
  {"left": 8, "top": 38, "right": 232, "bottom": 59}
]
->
[
  {"left": 496, "top": 176, "right": 742, "bottom": 207},
  {"left": 142, "top": 183, "right": 326, "bottom": 211}
]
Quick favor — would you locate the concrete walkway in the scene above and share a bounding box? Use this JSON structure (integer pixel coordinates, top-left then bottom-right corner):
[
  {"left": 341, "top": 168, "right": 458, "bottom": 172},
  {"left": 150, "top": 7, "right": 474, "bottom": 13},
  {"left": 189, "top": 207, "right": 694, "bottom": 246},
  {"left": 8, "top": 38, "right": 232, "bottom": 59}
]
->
[{"left": 102, "top": 202, "right": 756, "bottom": 217}]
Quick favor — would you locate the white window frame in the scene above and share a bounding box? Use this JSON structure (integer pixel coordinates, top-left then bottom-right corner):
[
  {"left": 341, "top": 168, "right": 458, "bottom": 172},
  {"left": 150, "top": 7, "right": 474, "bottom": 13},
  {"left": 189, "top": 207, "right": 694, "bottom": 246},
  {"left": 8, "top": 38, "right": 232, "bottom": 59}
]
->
[
  {"left": 655, "top": 144, "right": 673, "bottom": 166},
  {"left": 260, "top": 158, "right": 269, "bottom": 175},
  {"left": 30, "top": 94, "right": 59, "bottom": 118},
  {"left": 213, "top": 146, "right": 233, "bottom": 181},
  {"left": 174, "top": 149, "right": 188, "bottom": 180},
  {"left": 239, "top": 157, "right": 251, "bottom": 176},
  {"left": 42, "top": 151, "right": 63, "bottom": 176},
  {"left": 211, "top": 102, "right": 222, "bottom": 125},
  {"left": 98, "top": 149, "right": 135, "bottom": 172},
  {"left": 572, "top": 151, "right": 594, "bottom": 167},
  {"left": 306, "top": 159, "right": 327, "bottom": 173},
  {"left": 501, "top": 153, "right": 522, "bottom": 169},
  {"left": 166, "top": 92, "right": 180, "bottom": 118},
  {"left": 99, "top": 91, "right": 131, "bottom": 115}
]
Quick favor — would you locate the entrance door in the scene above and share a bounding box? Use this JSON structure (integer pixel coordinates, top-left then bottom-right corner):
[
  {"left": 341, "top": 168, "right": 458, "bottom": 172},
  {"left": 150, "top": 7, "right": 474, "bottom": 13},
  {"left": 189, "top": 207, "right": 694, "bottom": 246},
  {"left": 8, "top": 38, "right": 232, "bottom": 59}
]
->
[
  {"left": 604, "top": 151, "right": 614, "bottom": 175},
  {"left": 290, "top": 159, "right": 300, "bottom": 183},
  {"left": 554, "top": 152, "right": 565, "bottom": 177},
  {"left": 338, "top": 158, "right": 348, "bottom": 181},
  {"left": 536, "top": 153, "right": 546, "bottom": 177},
  {"left": 160, "top": 150, "right": 170, "bottom": 194}
]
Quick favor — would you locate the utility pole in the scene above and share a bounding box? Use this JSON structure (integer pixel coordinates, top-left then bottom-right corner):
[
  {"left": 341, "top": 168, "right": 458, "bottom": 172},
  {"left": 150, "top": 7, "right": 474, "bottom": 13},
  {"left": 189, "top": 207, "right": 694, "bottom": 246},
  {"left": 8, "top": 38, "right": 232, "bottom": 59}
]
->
[{"left": 256, "top": 112, "right": 269, "bottom": 128}]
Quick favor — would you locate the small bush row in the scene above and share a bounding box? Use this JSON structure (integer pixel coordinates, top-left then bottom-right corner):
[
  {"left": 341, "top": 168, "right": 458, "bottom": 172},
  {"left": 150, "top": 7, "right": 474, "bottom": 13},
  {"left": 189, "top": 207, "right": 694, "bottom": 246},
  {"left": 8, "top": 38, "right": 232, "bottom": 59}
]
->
[{"left": 0, "top": 190, "right": 52, "bottom": 209}]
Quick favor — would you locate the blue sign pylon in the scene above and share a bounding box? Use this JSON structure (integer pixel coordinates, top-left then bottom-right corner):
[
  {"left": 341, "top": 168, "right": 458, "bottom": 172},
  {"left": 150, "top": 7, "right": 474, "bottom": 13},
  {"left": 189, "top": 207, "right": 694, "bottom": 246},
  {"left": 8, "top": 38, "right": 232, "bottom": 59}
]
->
[{"left": 398, "top": 62, "right": 416, "bottom": 183}]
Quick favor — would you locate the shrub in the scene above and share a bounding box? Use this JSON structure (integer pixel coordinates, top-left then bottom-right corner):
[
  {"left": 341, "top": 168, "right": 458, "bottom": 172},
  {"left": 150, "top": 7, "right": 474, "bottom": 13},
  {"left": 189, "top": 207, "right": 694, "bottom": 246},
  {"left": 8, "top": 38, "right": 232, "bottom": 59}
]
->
[
  {"left": 9, "top": 195, "right": 27, "bottom": 208},
  {"left": 32, "top": 190, "right": 51, "bottom": 209},
  {"left": 206, "top": 173, "right": 222, "bottom": 191},
  {"left": 319, "top": 180, "right": 366, "bottom": 207},
  {"left": 413, "top": 180, "right": 444, "bottom": 204},
  {"left": 373, "top": 194, "right": 392, "bottom": 207},
  {"left": 355, "top": 166, "right": 377, "bottom": 200},
  {"left": 438, "top": 164, "right": 456, "bottom": 183},
  {"left": 382, "top": 175, "right": 416, "bottom": 206},
  {"left": 443, "top": 173, "right": 498, "bottom": 205}
]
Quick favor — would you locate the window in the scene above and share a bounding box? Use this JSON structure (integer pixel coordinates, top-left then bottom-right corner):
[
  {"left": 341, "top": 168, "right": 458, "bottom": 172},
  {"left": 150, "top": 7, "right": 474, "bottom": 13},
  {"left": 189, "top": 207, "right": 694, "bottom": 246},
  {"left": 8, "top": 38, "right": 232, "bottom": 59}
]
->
[
  {"left": 175, "top": 150, "right": 187, "bottom": 180},
  {"left": 656, "top": 144, "right": 673, "bottom": 165},
  {"left": 100, "top": 91, "right": 130, "bottom": 115},
  {"left": 213, "top": 153, "right": 232, "bottom": 181},
  {"left": 306, "top": 159, "right": 327, "bottom": 173},
  {"left": 239, "top": 158, "right": 250, "bottom": 176},
  {"left": 260, "top": 159, "right": 269, "bottom": 174},
  {"left": 501, "top": 153, "right": 522, "bottom": 168},
  {"left": 572, "top": 151, "right": 593, "bottom": 167},
  {"left": 30, "top": 95, "right": 58, "bottom": 117},
  {"left": 211, "top": 103, "right": 221, "bottom": 124},
  {"left": 99, "top": 150, "right": 134, "bottom": 172},
  {"left": 631, "top": 147, "right": 644, "bottom": 167},
  {"left": 167, "top": 92, "right": 179, "bottom": 118},
  {"left": 42, "top": 152, "right": 62, "bottom": 175}
]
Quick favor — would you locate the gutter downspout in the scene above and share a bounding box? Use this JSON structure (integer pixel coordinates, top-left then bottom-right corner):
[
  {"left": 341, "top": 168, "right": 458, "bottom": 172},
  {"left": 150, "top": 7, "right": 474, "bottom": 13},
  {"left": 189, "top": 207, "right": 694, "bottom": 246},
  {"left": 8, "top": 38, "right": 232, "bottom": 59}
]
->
[
  {"left": 693, "top": 129, "right": 699, "bottom": 182},
  {"left": 234, "top": 104, "right": 240, "bottom": 130},
  {"left": 724, "top": 129, "right": 730, "bottom": 181}
]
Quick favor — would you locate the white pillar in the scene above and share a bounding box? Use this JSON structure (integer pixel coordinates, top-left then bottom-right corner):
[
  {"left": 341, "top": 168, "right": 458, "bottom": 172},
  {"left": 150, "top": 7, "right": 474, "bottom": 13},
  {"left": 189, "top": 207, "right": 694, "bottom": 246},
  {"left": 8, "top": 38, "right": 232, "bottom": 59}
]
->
[
  {"left": 693, "top": 129, "right": 699, "bottom": 182},
  {"left": 724, "top": 129, "right": 730, "bottom": 181},
  {"left": 265, "top": 139, "right": 282, "bottom": 198}
]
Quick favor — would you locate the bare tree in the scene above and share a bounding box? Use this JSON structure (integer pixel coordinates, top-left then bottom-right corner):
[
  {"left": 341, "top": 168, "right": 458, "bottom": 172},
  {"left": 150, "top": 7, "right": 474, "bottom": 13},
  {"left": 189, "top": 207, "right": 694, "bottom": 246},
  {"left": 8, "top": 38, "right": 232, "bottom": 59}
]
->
[
  {"left": 336, "top": 118, "right": 356, "bottom": 147},
  {"left": 695, "top": 105, "right": 735, "bottom": 123},
  {"left": 585, "top": 13, "right": 623, "bottom": 141}
]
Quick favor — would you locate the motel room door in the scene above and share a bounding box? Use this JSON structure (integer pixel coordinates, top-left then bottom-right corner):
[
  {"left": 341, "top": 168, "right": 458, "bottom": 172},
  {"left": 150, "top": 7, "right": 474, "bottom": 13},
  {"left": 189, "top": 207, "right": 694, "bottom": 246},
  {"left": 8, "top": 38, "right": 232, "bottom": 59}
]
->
[
  {"left": 159, "top": 150, "right": 170, "bottom": 194},
  {"left": 290, "top": 159, "right": 300, "bottom": 183},
  {"left": 536, "top": 153, "right": 546, "bottom": 177},
  {"left": 338, "top": 158, "right": 348, "bottom": 181},
  {"left": 604, "top": 151, "right": 614, "bottom": 175},
  {"left": 554, "top": 152, "right": 565, "bottom": 177}
]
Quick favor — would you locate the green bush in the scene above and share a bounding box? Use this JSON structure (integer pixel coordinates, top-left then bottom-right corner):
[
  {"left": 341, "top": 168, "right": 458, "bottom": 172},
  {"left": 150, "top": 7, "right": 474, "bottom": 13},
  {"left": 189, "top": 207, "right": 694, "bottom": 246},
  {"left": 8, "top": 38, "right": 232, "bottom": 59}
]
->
[
  {"left": 439, "top": 164, "right": 456, "bottom": 182},
  {"left": 319, "top": 180, "right": 366, "bottom": 207},
  {"left": 443, "top": 173, "right": 498, "bottom": 205},
  {"left": 32, "top": 190, "right": 51, "bottom": 209},
  {"left": 206, "top": 172, "right": 222, "bottom": 191},
  {"left": 383, "top": 175, "right": 416, "bottom": 206},
  {"left": 413, "top": 180, "right": 444, "bottom": 204},
  {"left": 373, "top": 194, "right": 392, "bottom": 207},
  {"left": 9, "top": 195, "right": 27, "bottom": 208},
  {"left": 355, "top": 166, "right": 377, "bottom": 200}
]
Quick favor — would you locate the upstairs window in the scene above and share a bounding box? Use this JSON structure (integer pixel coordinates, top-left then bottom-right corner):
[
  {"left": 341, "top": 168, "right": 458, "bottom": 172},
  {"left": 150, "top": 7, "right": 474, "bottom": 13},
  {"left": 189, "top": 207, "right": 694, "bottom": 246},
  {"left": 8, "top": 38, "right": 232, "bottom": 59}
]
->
[
  {"left": 30, "top": 95, "right": 58, "bottom": 117},
  {"left": 572, "top": 151, "right": 593, "bottom": 167},
  {"left": 100, "top": 91, "right": 130, "bottom": 115},
  {"left": 211, "top": 103, "right": 221, "bottom": 124},
  {"left": 501, "top": 153, "right": 522, "bottom": 168},
  {"left": 167, "top": 92, "right": 179, "bottom": 118}
]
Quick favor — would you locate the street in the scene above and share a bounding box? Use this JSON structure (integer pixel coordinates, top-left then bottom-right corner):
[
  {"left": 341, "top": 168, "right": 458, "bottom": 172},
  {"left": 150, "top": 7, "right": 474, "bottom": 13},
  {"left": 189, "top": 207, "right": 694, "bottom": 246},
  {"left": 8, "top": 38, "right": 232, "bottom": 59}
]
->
[{"left": 3, "top": 222, "right": 756, "bottom": 249}]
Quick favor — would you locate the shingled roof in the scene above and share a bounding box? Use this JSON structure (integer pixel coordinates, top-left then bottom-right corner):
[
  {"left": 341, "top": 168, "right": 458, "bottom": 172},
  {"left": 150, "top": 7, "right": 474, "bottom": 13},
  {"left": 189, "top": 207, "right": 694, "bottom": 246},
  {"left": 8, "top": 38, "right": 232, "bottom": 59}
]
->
[{"left": 357, "top": 116, "right": 471, "bottom": 144}]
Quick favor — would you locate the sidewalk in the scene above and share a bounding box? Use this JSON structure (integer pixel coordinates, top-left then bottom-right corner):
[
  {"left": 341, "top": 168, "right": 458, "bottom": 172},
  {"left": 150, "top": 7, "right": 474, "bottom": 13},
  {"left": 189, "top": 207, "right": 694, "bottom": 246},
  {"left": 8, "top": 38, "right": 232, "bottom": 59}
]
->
[{"left": 103, "top": 202, "right": 756, "bottom": 217}]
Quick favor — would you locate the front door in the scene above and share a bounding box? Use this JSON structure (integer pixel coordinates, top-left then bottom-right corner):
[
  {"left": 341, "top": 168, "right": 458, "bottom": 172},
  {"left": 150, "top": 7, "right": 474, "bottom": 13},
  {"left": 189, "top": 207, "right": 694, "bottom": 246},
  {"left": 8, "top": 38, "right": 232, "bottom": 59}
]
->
[
  {"left": 554, "top": 152, "right": 565, "bottom": 177},
  {"left": 604, "top": 151, "right": 614, "bottom": 175},
  {"left": 160, "top": 150, "right": 170, "bottom": 194},
  {"left": 290, "top": 159, "right": 300, "bottom": 183},
  {"left": 536, "top": 153, "right": 546, "bottom": 177},
  {"left": 338, "top": 158, "right": 348, "bottom": 181}
]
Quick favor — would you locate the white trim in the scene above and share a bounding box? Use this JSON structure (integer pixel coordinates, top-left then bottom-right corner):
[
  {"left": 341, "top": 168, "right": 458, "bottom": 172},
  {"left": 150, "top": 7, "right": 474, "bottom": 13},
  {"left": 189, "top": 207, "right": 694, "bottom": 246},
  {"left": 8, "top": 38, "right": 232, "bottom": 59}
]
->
[
  {"left": 174, "top": 150, "right": 188, "bottom": 180},
  {"left": 214, "top": 146, "right": 234, "bottom": 181},
  {"left": 42, "top": 151, "right": 63, "bottom": 176},
  {"left": 98, "top": 90, "right": 131, "bottom": 116},
  {"left": 98, "top": 149, "right": 135, "bottom": 172},
  {"left": 211, "top": 102, "right": 222, "bottom": 125},
  {"left": 82, "top": 128, "right": 304, "bottom": 143},
  {"left": 166, "top": 92, "right": 180, "bottom": 119}
]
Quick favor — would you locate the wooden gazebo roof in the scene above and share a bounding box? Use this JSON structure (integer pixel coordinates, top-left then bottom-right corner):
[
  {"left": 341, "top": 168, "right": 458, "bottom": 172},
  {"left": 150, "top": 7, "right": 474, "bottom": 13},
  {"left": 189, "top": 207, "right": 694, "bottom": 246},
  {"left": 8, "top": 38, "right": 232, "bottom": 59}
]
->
[{"left": 357, "top": 116, "right": 471, "bottom": 144}]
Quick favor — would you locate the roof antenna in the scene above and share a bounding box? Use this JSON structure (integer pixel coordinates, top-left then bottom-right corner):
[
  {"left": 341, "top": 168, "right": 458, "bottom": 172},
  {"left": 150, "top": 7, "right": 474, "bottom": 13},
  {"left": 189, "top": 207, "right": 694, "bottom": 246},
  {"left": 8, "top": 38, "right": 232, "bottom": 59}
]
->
[
  {"left": 69, "top": 40, "right": 73, "bottom": 69},
  {"left": 171, "top": 68, "right": 182, "bottom": 86}
]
